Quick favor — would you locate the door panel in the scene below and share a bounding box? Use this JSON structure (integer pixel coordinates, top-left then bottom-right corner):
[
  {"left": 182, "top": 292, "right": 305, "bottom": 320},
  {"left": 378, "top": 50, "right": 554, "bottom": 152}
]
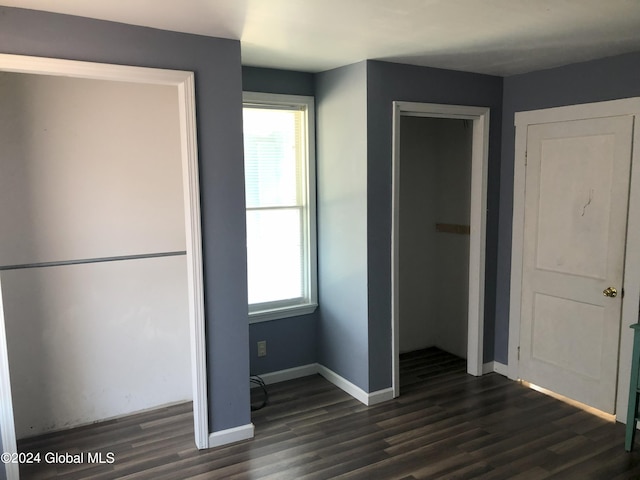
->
[
  {"left": 531, "top": 293, "right": 604, "bottom": 380},
  {"left": 535, "top": 133, "right": 614, "bottom": 278},
  {"left": 520, "top": 115, "right": 633, "bottom": 413}
]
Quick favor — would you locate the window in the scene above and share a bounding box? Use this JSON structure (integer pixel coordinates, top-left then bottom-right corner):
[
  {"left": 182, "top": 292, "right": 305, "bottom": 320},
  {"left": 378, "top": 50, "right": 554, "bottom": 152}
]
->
[{"left": 243, "top": 92, "right": 317, "bottom": 322}]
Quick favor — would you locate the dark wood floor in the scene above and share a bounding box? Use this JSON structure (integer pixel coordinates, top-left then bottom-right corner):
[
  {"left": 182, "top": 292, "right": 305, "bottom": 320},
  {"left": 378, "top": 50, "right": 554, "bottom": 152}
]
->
[{"left": 17, "top": 348, "right": 640, "bottom": 479}]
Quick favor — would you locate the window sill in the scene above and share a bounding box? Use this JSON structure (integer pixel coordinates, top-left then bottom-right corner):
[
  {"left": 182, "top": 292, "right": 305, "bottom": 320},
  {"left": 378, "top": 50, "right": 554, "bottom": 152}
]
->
[{"left": 249, "top": 303, "right": 318, "bottom": 324}]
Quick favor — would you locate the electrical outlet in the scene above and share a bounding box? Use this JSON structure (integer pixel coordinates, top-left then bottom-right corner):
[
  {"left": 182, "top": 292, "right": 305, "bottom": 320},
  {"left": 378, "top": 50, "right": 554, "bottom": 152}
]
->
[{"left": 257, "top": 340, "right": 267, "bottom": 357}]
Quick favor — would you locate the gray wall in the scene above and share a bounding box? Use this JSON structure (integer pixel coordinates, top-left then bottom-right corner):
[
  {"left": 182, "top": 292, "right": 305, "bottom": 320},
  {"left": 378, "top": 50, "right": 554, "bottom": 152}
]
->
[
  {"left": 248, "top": 316, "right": 317, "bottom": 373},
  {"left": 244, "top": 61, "right": 501, "bottom": 392},
  {"left": 316, "top": 62, "right": 370, "bottom": 391},
  {"left": 495, "top": 51, "right": 640, "bottom": 364},
  {"left": 399, "top": 117, "right": 472, "bottom": 358},
  {"left": 366, "top": 60, "right": 503, "bottom": 390},
  {"left": 242, "top": 66, "right": 315, "bottom": 97},
  {"left": 0, "top": 6, "right": 250, "bottom": 434},
  {"left": 241, "top": 67, "right": 319, "bottom": 374}
]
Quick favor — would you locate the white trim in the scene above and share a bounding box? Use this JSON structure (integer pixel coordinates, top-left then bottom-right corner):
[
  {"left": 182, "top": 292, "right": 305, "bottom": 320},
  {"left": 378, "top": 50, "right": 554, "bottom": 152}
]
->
[
  {"left": 250, "top": 364, "right": 318, "bottom": 386},
  {"left": 507, "top": 113, "right": 529, "bottom": 382},
  {"left": 508, "top": 98, "right": 640, "bottom": 424},
  {"left": 0, "top": 53, "right": 195, "bottom": 85},
  {"left": 0, "top": 279, "right": 19, "bottom": 480},
  {"left": 367, "top": 387, "right": 396, "bottom": 406},
  {"left": 0, "top": 54, "right": 209, "bottom": 452},
  {"left": 250, "top": 363, "right": 394, "bottom": 406},
  {"left": 512, "top": 98, "right": 640, "bottom": 126},
  {"left": 482, "top": 361, "right": 495, "bottom": 375},
  {"left": 620, "top": 120, "right": 640, "bottom": 422},
  {"left": 493, "top": 361, "right": 509, "bottom": 377},
  {"left": 317, "top": 365, "right": 394, "bottom": 406},
  {"left": 249, "top": 303, "right": 318, "bottom": 324},
  {"left": 391, "top": 102, "right": 490, "bottom": 398},
  {"left": 208, "top": 423, "right": 255, "bottom": 448},
  {"left": 317, "top": 365, "right": 369, "bottom": 405},
  {"left": 482, "top": 361, "right": 508, "bottom": 376},
  {"left": 178, "top": 68, "right": 209, "bottom": 451}
]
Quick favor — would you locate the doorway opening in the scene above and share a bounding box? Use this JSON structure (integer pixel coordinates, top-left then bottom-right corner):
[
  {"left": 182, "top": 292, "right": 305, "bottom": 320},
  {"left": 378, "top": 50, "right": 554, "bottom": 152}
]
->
[
  {"left": 0, "top": 55, "right": 207, "bottom": 480},
  {"left": 391, "top": 102, "right": 490, "bottom": 397}
]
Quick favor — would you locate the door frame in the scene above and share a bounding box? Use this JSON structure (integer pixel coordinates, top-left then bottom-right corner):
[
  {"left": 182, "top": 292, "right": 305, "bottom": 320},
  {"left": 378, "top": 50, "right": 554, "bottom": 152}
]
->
[
  {"left": 508, "top": 98, "right": 640, "bottom": 422},
  {"left": 391, "top": 101, "right": 490, "bottom": 397},
  {"left": 0, "top": 277, "right": 18, "bottom": 480},
  {"left": 0, "top": 54, "right": 209, "bottom": 480}
]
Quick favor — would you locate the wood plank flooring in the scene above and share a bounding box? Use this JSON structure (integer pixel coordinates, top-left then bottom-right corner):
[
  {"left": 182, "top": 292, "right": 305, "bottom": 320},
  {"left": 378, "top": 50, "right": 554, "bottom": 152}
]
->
[{"left": 16, "top": 348, "right": 640, "bottom": 479}]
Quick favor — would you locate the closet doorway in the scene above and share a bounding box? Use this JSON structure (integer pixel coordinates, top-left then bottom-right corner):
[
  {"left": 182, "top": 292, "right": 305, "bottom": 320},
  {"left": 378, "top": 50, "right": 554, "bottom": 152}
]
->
[
  {"left": 391, "top": 102, "right": 489, "bottom": 396},
  {"left": 0, "top": 55, "right": 207, "bottom": 480}
]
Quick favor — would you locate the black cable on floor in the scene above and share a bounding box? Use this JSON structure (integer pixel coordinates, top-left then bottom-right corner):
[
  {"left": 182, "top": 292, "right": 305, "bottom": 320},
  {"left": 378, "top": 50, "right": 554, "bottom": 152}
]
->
[{"left": 250, "top": 374, "right": 268, "bottom": 411}]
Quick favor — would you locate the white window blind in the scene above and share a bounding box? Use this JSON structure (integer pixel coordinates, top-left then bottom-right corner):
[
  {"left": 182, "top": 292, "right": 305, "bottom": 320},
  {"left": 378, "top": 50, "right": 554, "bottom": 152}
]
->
[{"left": 243, "top": 93, "right": 317, "bottom": 321}]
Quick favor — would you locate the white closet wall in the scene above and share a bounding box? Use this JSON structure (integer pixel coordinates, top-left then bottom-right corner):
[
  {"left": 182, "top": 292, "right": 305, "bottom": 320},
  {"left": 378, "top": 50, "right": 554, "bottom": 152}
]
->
[
  {"left": 0, "top": 73, "right": 186, "bottom": 263},
  {"left": 0, "top": 72, "right": 191, "bottom": 438}
]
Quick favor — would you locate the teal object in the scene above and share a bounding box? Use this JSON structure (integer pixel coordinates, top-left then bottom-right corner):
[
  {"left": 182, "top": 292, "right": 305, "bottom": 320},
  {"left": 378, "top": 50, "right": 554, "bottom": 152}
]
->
[{"left": 625, "top": 323, "right": 640, "bottom": 451}]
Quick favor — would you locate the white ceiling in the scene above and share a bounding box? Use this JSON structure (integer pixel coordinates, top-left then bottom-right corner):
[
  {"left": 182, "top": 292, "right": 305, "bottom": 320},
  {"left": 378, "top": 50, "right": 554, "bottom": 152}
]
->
[{"left": 5, "top": 0, "right": 640, "bottom": 76}]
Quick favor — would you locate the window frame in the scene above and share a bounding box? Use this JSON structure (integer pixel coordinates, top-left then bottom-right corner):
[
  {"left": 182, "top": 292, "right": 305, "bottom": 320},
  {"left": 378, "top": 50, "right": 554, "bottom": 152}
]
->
[{"left": 243, "top": 91, "right": 318, "bottom": 323}]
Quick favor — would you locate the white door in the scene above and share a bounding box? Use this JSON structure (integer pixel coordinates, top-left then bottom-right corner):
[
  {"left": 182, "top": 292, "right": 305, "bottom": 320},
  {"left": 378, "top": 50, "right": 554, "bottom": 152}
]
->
[{"left": 519, "top": 115, "right": 633, "bottom": 413}]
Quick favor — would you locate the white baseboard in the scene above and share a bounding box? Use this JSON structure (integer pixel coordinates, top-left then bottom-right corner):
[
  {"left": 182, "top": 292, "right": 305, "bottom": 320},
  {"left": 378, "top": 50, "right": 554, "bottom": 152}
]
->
[
  {"left": 367, "top": 387, "right": 395, "bottom": 405},
  {"left": 250, "top": 363, "right": 394, "bottom": 407},
  {"left": 317, "top": 364, "right": 369, "bottom": 405},
  {"left": 316, "top": 364, "right": 394, "bottom": 406},
  {"left": 493, "top": 361, "right": 508, "bottom": 376},
  {"left": 482, "top": 361, "right": 508, "bottom": 377},
  {"left": 208, "top": 423, "right": 254, "bottom": 448},
  {"left": 482, "top": 361, "right": 495, "bottom": 374},
  {"left": 250, "top": 364, "right": 318, "bottom": 387}
]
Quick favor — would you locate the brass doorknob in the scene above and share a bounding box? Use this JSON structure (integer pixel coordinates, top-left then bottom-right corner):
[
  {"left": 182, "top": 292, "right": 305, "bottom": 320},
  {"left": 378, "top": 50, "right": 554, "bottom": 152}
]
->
[{"left": 603, "top": 287, "right": 618, "bottom": 298}]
